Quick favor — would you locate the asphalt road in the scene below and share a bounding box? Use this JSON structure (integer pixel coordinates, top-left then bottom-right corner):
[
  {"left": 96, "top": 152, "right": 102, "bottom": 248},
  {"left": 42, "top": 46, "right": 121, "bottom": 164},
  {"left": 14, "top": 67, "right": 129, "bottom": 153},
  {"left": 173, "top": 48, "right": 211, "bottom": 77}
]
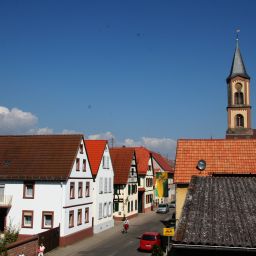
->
[
  {"left": 77, "top": 211, "right": 173, "bottom": 256},
  {"left": 47, "top": 209, "right": 175, "bottom": 256}
]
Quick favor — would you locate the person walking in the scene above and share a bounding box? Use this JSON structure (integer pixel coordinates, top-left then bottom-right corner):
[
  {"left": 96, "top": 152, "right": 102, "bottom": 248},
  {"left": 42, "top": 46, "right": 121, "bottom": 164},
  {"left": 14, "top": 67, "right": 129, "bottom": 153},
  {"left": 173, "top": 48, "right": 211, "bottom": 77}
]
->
[
  {"left": 123, "top": 217, "right": 129, "bottom": 233},
  {"left": 37, "top": 243, "right": 45, "bottom": 256}
]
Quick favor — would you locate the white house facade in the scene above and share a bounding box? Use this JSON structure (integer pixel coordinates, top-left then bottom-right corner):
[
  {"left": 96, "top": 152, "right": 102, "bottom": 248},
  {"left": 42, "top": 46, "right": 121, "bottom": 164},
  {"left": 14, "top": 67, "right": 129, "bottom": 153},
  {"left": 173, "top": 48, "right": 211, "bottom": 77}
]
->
[
  {"left": 0, "top": 135, "right": 94, "bottom": 247},
  {"left": 85, "top": 140, "right": 114, "bottom": 234}
]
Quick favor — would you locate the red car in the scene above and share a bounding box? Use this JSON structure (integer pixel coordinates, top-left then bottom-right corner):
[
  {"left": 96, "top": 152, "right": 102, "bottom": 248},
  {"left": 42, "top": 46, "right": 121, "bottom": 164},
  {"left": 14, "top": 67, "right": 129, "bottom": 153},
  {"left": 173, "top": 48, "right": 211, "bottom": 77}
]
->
[{"left": 139, "top": 232, "right": 161, "bottom": 251}]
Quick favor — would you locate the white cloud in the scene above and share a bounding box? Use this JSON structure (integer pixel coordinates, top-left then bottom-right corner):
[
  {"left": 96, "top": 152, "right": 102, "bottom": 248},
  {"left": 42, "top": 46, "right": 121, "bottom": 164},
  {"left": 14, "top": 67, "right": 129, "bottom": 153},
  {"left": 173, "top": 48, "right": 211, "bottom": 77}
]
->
[
  {"left": 0, "top": 106, "right": 38, "bottom": 134},
  {"left": 88, "top": 131, "right": 115, "bottom": 140},
  {"left": 61, "top": 129, "right": 81, "bottom": 134},
  {"left": 123, "top": 136, "right": 176, "bottom": 159},
  {"left": 29, "top": 127, "right": 54, "bottom": 135}
]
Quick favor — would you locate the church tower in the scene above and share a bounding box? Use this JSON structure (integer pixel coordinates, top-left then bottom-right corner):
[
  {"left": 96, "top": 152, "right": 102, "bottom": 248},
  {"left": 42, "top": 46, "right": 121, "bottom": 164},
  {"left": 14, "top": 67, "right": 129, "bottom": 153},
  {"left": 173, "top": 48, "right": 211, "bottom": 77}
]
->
[{"left": 226, "top": 37, "right": 253, "bottom": 139}]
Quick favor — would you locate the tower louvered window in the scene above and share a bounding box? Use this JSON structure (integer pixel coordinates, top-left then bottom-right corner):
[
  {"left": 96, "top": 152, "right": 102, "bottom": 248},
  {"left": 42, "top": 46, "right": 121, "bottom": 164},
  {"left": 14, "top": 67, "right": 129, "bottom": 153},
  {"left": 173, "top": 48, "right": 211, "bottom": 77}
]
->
[{"left": 236, "top": 114, "right": 244, "bottom": 128}]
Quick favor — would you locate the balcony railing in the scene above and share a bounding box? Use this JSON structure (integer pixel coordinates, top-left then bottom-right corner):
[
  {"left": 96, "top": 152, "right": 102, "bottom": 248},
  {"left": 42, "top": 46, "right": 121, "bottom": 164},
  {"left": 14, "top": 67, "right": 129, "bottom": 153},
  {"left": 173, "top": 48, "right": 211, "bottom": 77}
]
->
[{"left": 0, "top": 195, "right": 12, "bottom": 207}]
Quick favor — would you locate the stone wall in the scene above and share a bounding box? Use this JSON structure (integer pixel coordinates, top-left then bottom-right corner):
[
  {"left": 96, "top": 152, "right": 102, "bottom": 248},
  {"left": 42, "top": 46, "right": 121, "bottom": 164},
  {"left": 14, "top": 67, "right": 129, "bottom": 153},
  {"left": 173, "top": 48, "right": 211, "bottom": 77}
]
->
[{"left": 6, "top": 236, "right": 38, "bottom": 256}]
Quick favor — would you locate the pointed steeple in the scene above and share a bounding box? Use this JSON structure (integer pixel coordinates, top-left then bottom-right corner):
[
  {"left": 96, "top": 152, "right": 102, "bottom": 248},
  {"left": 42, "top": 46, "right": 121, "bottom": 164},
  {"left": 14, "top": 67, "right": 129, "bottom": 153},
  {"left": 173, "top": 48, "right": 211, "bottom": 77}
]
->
[{"left": 227, "top": 37, "right": 250, "bottom": 82}]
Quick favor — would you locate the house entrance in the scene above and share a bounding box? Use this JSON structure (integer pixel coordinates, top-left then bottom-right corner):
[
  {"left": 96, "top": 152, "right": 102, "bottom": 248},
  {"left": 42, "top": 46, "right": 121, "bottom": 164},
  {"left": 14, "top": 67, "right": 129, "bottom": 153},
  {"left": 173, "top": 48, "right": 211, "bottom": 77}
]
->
[
  {"left": 0, "top": 208, "right": 7, "bottom": 232},
  {"left": 138, "top": 191, "right": 144, "bottom": 213}
]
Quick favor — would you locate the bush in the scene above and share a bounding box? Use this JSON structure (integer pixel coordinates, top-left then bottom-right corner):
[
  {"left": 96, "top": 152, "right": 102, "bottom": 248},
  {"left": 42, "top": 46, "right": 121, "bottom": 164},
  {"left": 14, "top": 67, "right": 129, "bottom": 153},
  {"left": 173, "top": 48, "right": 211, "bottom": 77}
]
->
[
  {"left": 151, "top": 245, "right": 164, "bottom": 256},
  {"left": 0, "top": 221, "right": 20, "bottom": 255}
]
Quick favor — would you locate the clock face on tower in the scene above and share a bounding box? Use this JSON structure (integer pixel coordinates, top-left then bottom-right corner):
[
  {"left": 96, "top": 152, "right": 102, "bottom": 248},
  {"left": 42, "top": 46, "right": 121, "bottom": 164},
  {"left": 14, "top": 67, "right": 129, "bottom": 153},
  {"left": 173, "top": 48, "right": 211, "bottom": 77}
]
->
[{"left": 235, "top": 83, "right": 242, "bottom": 91}]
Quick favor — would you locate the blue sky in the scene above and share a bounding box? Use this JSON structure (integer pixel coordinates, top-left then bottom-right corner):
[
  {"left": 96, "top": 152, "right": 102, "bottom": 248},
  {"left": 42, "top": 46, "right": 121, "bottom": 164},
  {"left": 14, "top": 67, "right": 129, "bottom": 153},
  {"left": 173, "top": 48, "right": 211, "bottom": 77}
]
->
[{"left": 1, "top": 0, "right": 256, "bottom": 158}]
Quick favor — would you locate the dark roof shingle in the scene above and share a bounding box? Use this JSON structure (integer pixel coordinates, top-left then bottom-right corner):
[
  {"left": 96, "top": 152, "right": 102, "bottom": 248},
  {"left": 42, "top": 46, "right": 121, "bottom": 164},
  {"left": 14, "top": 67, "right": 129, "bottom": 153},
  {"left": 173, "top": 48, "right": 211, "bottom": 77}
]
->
[
  {"left": 174, "top": 176, "right": 256, "bottom": 248},
  {"left": 0, "top": 135, "right": 83, "bottom": 180}
]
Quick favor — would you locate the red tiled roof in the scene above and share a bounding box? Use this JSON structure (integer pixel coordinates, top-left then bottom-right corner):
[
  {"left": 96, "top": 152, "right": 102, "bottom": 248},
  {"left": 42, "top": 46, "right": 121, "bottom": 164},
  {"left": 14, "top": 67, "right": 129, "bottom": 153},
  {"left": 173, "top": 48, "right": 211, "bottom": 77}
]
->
[
  {"left": 85, "top": 140, "right": 107, "bottom": 176},
  {"left": 134, "top": 147, "right": 151, "bottom": 175},
  {"left": 110, "top": 147, "right": 135, "bottom": 184},
  {"left": 0, "top": 135, "right": 84, "bottom": 180},
  {"left": 151, "top": 152, "right": 174, "bottom": 173},
  {"left": 175, "top": 139, "right": 256, "bottom": 184}
]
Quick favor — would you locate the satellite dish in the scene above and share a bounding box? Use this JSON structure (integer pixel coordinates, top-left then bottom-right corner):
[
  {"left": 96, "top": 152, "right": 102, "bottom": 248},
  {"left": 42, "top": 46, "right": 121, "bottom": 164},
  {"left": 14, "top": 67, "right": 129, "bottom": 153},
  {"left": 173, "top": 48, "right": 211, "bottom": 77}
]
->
[{"left": 197, "top": 159, "right": 206, "bottom": 171}]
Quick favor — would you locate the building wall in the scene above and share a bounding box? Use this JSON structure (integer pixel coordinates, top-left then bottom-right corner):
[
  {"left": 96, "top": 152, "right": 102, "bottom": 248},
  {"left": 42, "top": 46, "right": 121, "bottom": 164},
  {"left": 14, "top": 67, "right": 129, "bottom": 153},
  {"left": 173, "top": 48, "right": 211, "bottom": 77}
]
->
[
  {"left": 93, "top": 144, "right": 114, "bottom": 233},
  {"left": 60, "top": 138, "right": 93, "bottom": 238},
  {"left": 176, "top": 185, "right": 188, "bottom": 222},
  {"left": 5, "top": 181, "right": 62, "bottom": 235}
]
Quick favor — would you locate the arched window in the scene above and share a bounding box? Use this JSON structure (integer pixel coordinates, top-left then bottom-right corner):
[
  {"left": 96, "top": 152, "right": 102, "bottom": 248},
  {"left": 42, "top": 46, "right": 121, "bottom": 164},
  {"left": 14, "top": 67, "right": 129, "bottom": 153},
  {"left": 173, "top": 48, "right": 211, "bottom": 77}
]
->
[
  {"left": 236, "top": 114, "right": 244, "bottom": 128},
  {"left": 234, "top": 92, "right": 244, "bottom": 104}
]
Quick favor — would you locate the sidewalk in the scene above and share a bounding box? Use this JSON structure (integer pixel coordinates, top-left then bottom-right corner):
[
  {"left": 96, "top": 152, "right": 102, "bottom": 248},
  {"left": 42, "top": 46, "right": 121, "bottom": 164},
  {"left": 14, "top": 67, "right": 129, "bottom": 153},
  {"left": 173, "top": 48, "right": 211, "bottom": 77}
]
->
[{"left": 46, "top": 211, "right": 156, "bottom": 256}]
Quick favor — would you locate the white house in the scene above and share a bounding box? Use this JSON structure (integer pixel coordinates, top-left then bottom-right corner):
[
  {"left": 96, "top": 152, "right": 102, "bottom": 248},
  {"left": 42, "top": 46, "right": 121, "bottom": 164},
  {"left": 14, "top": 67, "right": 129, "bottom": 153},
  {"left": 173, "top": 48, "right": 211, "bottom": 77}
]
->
[
  {"left": 110, "top": 147, "right": 138, "bottom": 221},
  {"left": 85, "top": 140, "right": 114, "bottom": 234},
  {"left": 0, "top": 135, "right": 94, "bottom": 246}
]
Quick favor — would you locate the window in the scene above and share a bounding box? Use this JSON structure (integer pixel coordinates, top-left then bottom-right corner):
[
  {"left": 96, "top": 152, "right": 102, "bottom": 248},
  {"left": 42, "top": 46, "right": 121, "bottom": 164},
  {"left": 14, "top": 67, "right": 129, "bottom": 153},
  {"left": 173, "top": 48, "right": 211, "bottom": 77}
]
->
[
  {"left": 135, "top": 200, "right": 137, "bottom": 210},
  {"left": 103, "top": 156, "right": 109, "bottom": 169},
  {"left": 42, "top": 211, "right": 54, "bottom": 229},
  {"left": 22, "top": 210, "right": 33, "bottom": 228},
  {"left": 23, "top": 182, "right": 34, "bottom": 199},
  {"left": 128, "top": 184, "right": 131, "bottom": 195},
  {"left": 104, "top": 178, "right": 107, "bottom": 193},
  {"left": 78, "top": 182, "right": 83, "bottom": 198},
  {"left": 77, "top": 209, "right": 82, "bottom": 225},
  {"left": 85, "top": 207, "right": 89, "bottom": 223},
  {"left": 236, "top": 114, "right": 244, "bottom": 128},
  {"left": 148, "top": 165, "right": 152, "bottom": 171},
  {"left": 76, "top": 158, "right": 80, "bottom": 171},
  {"left": 131, "top": 167, "right": 134, "bottom": 176},
  {"left": 79, "top": 144, "right": 83, "bottom": 154},
  {"left": 131, "top": 201, "right": 133, "bottom": 212},
  {"left": 82, "top": 159, "right": 86, "bottom": 172},
  {"left": 70, "top": 182, "right": 75, "bottom": 199},
  {"left": 69, "top": 210, "right": 74, "bottom": 228},
  {"left": 114, "top": 202, "right": 119, "bottom": 212},
  {"left": 99, "top": 203, "right": 103, "bottom": 219},
  {"left": 104, "top": 202, "right": 107, "bottom": 218},
  {"left": 235, "top": 92, "right": 244, "bottom": 105},
  {"left": 128, "top": 202, "right": 130, "bottom": 213},
  {"left": 85, "top": 182, "right": 90, "bottom": 197},
  {"left": 108, "top": 202, "right": 112, "bottom": 216},
  {"left": 108, "top": 177, "right": 112, "bottom": 193},
  {"left": 99, "top": 178, "right": 103, "bottom": 194}
]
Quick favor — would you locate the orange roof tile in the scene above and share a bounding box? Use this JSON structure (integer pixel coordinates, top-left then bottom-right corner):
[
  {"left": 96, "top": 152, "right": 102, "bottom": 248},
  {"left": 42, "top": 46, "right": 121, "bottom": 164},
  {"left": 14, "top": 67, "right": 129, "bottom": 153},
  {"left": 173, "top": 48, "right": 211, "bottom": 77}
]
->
[
  {"left": 175, "top": 139, "right": 256, "bottom": 184},
  {"left": 85, "top": 140, "right": 107, "bottom": 176},
  {"left": 134, "top": 147, "right": 151, "bottom": 175},
  {"left": 151, "top": 152, "right": 174, "bottom": 173},
  {"left": 110, "top": 147, "right": 135, "bottom": 184}
]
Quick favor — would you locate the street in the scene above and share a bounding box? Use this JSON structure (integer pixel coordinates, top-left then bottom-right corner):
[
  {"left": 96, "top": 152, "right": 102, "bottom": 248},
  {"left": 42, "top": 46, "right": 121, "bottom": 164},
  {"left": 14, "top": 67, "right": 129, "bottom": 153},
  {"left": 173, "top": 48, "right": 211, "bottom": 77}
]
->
[{"left": 47, "top": 209, "right": 174, "bottom": 256}]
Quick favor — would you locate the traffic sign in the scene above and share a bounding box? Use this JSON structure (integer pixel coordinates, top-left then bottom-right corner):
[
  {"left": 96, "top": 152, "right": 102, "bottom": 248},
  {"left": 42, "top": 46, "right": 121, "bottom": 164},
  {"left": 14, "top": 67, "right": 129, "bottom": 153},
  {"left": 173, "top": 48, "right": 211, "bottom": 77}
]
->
[{"left": 163, "top": 227, "right": 175, "bottom": 236}]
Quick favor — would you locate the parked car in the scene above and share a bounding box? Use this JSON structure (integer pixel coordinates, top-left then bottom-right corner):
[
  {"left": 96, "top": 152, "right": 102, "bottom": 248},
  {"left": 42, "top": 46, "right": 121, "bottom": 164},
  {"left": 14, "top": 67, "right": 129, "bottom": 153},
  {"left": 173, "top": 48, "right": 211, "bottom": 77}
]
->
[
  {"left": 139, "top": 232, "right": 161, "bottom": 251},
  {"left": 156, "top": 203, "right": 169, "bottom": 213},
  {"left": 168, "top": 200, "right": 176, "bottom": 208}
]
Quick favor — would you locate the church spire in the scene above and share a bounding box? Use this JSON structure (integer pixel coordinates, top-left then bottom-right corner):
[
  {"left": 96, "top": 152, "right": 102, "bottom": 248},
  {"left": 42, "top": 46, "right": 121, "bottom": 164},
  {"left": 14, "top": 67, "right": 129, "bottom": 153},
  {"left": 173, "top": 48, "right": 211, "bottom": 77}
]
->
[
  {"left": 226, "top": 32, "right": 253, "bottom": 139},
  {"left": 227, "top": 34, "right": 250, "bottom": 82}
]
